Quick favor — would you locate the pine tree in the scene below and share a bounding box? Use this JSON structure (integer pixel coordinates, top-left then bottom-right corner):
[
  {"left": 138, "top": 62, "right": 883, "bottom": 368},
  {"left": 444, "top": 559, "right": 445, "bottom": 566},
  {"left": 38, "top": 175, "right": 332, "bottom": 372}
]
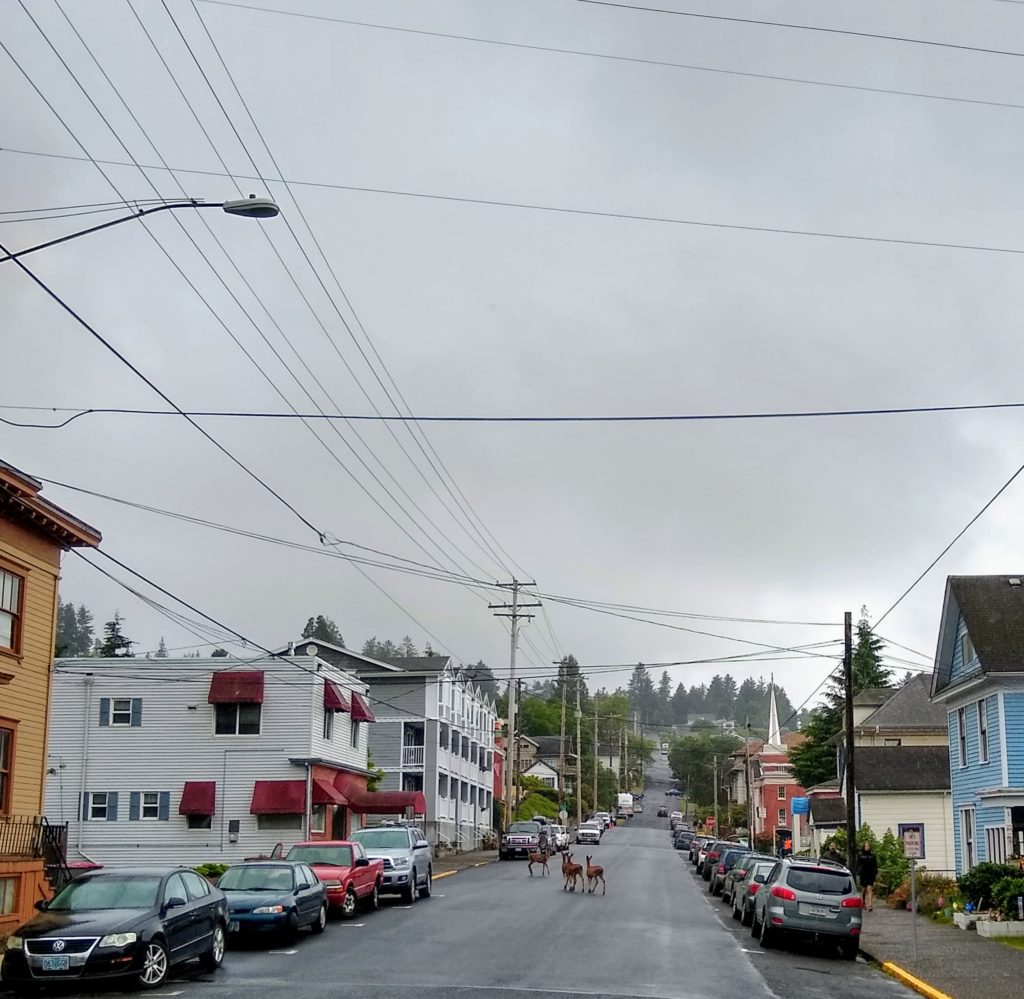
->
[
  {"left": 98, "top": 612, "right": 135, "bottom": 657},
  {"left": 211, "top": 648, "right": 229, "bottom": 657},
  {"left": 154, "top": 637, "right": 168, "bottom": 659},
  {"left": 399, "top": 635, "right": 418, "bottom": 657},
  {"left": 671, "top": 683, "right": 689, "bottom": 726},
  {"left": 55, "top": 599, "right": 80, "bottom": 656},
  {"left": 302, "top": 615, "right": 344, "bottom": 647},
  {"left": 75, "top": 605, "right": 94, "bottom": 656}
]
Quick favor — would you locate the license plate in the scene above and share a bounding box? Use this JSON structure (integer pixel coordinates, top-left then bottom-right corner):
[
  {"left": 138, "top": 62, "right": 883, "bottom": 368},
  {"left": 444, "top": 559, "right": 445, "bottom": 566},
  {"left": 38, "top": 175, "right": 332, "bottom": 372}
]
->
[
  {"left": 803, "top": 904, "right": 831, "bottom": 916},
  {"left": 42, "top": 955, "right": 70, "bottom": 971},
  {"left": 228, "top": 920, "right": 240, "bottom": 932}
]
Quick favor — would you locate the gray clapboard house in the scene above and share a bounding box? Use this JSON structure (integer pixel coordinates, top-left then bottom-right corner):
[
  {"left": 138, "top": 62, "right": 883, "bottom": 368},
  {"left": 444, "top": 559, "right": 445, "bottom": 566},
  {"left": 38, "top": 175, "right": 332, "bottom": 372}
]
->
[
  {"left": 284, "top": 640, "right": 497, "bottom": 849},
  {"left": 44, "top": 655, "right": 387, "bottom": 866}
]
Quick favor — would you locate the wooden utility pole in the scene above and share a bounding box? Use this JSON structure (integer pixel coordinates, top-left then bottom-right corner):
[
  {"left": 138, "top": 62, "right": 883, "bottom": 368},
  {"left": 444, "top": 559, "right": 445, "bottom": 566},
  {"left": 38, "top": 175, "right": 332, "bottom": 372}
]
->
[
  {"left": 843, "top": 610, "right": 857, "bottom": 873},
  {"left": 514, "top": 679, "right": 524, "bottom": 812},
  {"left": 592, "top": 711, "right": 599, "bottom": 812},
  {"left": 575, "top": 675, "right": 583, "bottom": 830},
  {"left": 713, "top": 754, "right": 720, "bottom": 833},
  {"left": 490, "top": 580, "right": 540, "bottom": 831},
  {"left": 558, "top": 663, "right": 567, "bottom": 814}
]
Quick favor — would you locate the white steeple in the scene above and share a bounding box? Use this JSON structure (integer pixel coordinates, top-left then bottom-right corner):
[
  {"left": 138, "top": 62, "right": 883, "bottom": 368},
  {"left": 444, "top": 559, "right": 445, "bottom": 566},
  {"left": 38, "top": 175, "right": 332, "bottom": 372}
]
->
[{"left": 766, "top": 673, "right": 783, "bottom": 751}]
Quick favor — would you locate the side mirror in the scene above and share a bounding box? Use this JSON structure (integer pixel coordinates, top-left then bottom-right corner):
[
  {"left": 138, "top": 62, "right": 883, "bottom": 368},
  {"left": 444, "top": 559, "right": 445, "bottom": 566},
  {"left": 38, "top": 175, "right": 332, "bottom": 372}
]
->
[
  {"left": 295, "top": 883, "right": 311, "bottom": 892},
  {"left": 754, "top": 874, "right": 767, "bottom": 884},
  {"left": 164, "top": 896, "right": 186, "bottom": 910},
  {"left": 354, "top": 857, "right": 370, "bottom": 868},
  {"left": 35, "top": 899, "right": 49, "bottom": 911},
  {"left": 416, "top": 840, "right": 429, "bottom": 850}
]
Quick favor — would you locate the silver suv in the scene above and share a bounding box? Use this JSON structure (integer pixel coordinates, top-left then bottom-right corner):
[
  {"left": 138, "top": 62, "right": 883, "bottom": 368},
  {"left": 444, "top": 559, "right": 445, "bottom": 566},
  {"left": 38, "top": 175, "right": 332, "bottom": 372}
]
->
[
  {"left": 751, "top": 857, "right": 862, "bottom": 959},
  {"left": 349, "top": 825, "right": 432, "bottom": 904}
]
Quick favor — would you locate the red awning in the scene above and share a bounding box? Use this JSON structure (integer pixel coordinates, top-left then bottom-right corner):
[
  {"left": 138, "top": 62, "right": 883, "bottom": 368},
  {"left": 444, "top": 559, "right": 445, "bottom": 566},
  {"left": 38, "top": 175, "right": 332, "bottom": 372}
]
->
[
  {"left": 312, "top": 778, "right": 348, "bottom": 805},
  {"left": 347, "top": 789, "right": 426, "bottom": 816},
  {"left": 350, "top": 692, "right": 376, "bottom": 723},
  {"left": 324, "top": 681, "right": 350, "bottom": 712},
  {"left": 179, "top": 781, "right": 216, "bottom": 816},
  {"left": 250, "top": 780, "right": 306, "bottom": 814},
  {"left": 208, "top": 670, "right": 264, "bottom": 704}
]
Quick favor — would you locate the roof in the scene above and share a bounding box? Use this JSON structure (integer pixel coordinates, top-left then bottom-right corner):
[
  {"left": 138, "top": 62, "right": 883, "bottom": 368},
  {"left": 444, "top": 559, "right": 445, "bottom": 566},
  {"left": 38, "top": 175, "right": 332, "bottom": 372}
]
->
[
  {"left": 855, "top": 746, "right": 951, "bottom": 792},
  {"left": 949, "top": 575, "right": 1024, "bottom": 675},
  {"left": 809, "top": 797, "right": 847, "bottom": 825},
  {"left": 382, "top": 655, "right": 452, "bottom": 673},
  {"left": 856, "top": 674, "right": 946, "bottom": 731},
  {"left": 0, "top": 458, "right": 101, "bottom": 548},
  {"left": 854, "top": 688, "right": 898, "bottom": 707},
  {"left": 532, "top": 735, "right": 576, "bottom": 758}
]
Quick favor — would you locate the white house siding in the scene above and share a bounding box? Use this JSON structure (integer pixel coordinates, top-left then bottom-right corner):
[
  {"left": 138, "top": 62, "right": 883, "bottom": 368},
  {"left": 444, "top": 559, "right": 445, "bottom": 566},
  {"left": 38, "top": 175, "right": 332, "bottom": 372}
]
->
[
  {"left": 858, "top": 791, "right": 955, "bottom": 875},
  {"left": 44, "top": 657, "right": 369, "bottom": 867}
]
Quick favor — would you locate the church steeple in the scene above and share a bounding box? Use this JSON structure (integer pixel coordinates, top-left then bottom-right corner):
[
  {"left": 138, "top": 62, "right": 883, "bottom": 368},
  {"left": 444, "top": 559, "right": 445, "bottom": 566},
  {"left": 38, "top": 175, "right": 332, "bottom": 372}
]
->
[{"left": 766, "top": 673, "right": 783, "bottom": 750}]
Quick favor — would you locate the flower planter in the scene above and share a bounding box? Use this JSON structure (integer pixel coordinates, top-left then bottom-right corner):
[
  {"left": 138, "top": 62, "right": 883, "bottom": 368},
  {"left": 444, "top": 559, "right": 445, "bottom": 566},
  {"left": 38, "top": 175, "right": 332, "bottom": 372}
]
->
[
  {"left": 977, "top": 920, "right": 1024, "bottom": 938},
  {"left": 954, "top": 912, "right": 980, "bottom": 931}
]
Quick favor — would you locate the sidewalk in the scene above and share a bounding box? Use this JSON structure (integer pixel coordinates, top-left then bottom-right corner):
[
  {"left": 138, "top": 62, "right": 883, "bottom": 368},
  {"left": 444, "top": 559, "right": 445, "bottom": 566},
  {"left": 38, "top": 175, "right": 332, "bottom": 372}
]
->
[
  {"left": 433, "top": 849, "right": 497, "bottom": 875},
  {"left": 859, "top": 903, "right": 1024, "bottom": 999}
]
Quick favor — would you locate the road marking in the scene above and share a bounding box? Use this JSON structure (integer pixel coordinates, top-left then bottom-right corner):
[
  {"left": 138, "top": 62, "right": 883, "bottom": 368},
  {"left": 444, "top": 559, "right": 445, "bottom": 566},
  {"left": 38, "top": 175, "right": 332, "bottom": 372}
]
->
[
  {"left": 392, "top": 905, "right": 413, "bottom": 909},
  {"left": 740, "top": 948, "right": 764, "bottom": 955},
  {"left": 433, "top": 870, "right": 458, "bottom": 880},
  {"left": 880, "top": 961, "right": 953, "bottom": 999},
  {"left": 267, "top": 949, "right": 298, "bottom": 955},
  {"left": 342, "top": 922, "right": 365, "bottom": 927}
]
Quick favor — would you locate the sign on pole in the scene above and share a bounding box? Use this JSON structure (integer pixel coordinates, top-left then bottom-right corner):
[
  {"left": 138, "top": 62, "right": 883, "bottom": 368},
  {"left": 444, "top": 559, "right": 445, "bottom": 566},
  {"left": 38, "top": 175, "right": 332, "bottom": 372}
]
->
[
  {"left": 558, "top": 809, "right": 568, "bottom": 824},
  {"left": 900, "top": 824, "right": 925, "bottom": 860},
  {"left": 790, "top": 796, "right": 810, "bottom": 816}
]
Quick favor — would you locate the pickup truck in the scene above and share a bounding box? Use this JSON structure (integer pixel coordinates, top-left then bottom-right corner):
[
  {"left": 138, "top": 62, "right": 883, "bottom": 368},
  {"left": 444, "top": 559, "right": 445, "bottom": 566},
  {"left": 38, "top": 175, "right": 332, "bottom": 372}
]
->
[
  {"left": 285, "top": 840, "right": 384, "bottom": 918},
  {"left": 499, "top": 820, "right": 549, "bottom": 860}
]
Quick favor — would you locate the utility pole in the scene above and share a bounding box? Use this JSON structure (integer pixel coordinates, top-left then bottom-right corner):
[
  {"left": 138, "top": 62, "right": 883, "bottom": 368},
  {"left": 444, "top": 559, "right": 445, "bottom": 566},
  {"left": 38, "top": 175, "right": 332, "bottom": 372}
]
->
[
  {"left": 514, "top": 679, "right": 524, "bottom": 813},
  {"left": 490, "top": 579, "right": 540, "bottom": 832},
  {"left": 575, "top": 674, "right": 583, "bottom": 830},
  {"left": 843, "top": 610, "right": 857, "bottom": 874},
  {"left": 623, "top": 726, "right": 629, "bottom": 791},
  {"left": 592, "top": 711, "right": 599, "bottom": 813},
  {"left": 713, "top": 754, "right": 720, "bottom": 833},
  {"left": 745, "top": 719, "right": 753, "bottom": 838},
  {"left": 558, "top": 662, "right": 567, "bottom": 815}
]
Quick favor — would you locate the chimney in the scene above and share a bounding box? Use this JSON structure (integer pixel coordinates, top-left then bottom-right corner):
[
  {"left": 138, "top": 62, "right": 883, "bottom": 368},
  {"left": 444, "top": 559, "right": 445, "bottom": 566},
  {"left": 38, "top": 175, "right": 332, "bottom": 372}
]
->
[{"left": 287, "top": 641, "right": 295, "bottom": 656}]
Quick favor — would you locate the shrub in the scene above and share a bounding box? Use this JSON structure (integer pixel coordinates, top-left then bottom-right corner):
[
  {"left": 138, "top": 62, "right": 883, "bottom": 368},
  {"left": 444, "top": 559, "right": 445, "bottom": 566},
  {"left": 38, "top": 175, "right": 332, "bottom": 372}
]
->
[
  {"left": 958, "top": 862, "right": 1021, "bottom": 910},
  {"left": 991, "top": 877, "right": 1024, "bottom": 920},
  {"left": 194, "top": 862, "right": 228, "bottom": 879},
  {"left": 876, "top": 829, "right": 910, "bottom": 896},
  {"left": 888, "top": 871, "right": 959, "bottom": 914}
]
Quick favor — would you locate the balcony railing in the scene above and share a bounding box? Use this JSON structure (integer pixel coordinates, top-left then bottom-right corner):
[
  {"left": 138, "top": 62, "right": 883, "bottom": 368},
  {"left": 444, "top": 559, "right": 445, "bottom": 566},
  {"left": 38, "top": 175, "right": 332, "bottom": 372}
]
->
[{"left": 402, "top": 745, "right": 425, "bottom": 767}]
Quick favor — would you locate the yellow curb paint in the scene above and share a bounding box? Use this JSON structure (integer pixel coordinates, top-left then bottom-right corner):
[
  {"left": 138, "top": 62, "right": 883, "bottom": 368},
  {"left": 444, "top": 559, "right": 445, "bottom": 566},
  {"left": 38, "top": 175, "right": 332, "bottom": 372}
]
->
[
  {"left": 880, "top": 961, "right": 954, "bottom": 999},
  {"left": 433, "top": 871, "right": 458, "bottom": 880}
]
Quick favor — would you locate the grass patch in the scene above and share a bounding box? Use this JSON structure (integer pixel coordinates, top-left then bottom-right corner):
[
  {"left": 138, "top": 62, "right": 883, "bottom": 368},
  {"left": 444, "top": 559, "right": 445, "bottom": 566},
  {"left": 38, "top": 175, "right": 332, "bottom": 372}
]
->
[{"left": 997, "top": 937, "right": 1024, "bottom": 952}]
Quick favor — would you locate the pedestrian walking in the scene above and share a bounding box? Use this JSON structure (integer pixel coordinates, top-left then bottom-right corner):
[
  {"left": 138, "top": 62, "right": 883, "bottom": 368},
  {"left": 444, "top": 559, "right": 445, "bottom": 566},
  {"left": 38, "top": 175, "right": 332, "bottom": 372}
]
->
[{"left": 858, "top": 842, "right": 878, "bottom": 911}]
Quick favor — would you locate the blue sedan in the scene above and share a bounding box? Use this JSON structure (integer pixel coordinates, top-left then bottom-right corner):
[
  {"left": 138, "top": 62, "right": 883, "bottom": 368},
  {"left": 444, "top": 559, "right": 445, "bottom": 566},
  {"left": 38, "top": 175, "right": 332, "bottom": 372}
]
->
[{"left": 218, "top": 861, "right": 327, "bottom": 941}]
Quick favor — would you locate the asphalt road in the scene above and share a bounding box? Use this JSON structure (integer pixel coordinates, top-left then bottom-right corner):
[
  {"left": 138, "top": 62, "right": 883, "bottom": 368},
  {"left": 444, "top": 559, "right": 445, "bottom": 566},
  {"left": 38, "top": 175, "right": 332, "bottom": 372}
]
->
[{"left": 23, "top": 758, "right": 915, "bottom": 999}]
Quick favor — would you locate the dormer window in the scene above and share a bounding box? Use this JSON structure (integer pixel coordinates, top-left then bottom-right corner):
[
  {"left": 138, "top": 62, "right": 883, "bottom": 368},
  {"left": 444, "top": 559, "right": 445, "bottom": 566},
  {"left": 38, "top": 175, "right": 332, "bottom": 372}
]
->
[{"left": 962, "top": 634, "right": 976, "bottom": 665}]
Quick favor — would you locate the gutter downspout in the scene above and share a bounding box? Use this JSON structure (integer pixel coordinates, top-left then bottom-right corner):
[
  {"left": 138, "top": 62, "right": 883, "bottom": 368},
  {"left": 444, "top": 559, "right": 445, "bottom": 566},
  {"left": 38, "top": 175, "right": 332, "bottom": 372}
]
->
[
  {"left": 305, "top": 761, "right": 313, "bottom": 840},
  {"left": 76, "top": 674, "right": 96, "bottom": 861}
]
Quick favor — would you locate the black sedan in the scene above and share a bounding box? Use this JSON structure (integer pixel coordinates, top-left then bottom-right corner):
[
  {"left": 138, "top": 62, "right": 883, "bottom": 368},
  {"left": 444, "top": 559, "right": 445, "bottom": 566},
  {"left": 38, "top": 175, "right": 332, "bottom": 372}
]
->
[
  {"left": 218, "top": 861, "right": 327, "bottom": 939},
  {"left": 1, "top": 867, "right": 227, "bottom": 992}
]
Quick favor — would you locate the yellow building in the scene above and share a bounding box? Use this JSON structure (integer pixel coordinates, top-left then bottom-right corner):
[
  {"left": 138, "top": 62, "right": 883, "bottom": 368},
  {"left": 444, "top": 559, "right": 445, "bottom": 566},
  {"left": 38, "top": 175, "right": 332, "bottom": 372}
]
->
[{"left": 0, "top": 459, "right": 100, "bottom": 937}]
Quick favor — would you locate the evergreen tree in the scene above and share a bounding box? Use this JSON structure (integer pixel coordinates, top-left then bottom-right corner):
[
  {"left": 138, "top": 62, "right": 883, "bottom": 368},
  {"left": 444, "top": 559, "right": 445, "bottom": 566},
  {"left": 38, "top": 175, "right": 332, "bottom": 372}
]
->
[
  {"left": 671, "top": 683, "right": 689, "bottom": 725},
  {"left": 98, "top": 612, "right": 134, "bottom": 657},
  {"left": 398, "top": 635, "right": 418, "bottom": 657},
  {"left": 301, "top": 615, "right": 344, "bottom": 646},
  {"left": 362, "top": 637, "right": 399, "bottom": 659},
  {"left": 76, "top": 604, "right": 95, "bottom": 655},
  {"left": 824, "top": 607, "right": 892, "bottom": 710},
  {"left": 463, "top": 661, "right": 499, "bottom": 703},
  {"left": 155, "top": 637, "right": 168, "bottom": 659},
  {"left": 211, "top": 648, "right": 229, "bottom": 658},
  {"left": 733, "top": 677, "right": 761, "bottom": 727},
  {"left": 55, "top": 600, "right": 79, "bottom": 656}
]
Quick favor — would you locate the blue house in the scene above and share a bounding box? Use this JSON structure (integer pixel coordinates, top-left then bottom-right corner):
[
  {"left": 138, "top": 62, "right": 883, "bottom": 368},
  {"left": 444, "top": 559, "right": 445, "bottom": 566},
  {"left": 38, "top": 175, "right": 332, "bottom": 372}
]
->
[{"left": 931, "top": 575, "right": 1024, "bottom": 873}]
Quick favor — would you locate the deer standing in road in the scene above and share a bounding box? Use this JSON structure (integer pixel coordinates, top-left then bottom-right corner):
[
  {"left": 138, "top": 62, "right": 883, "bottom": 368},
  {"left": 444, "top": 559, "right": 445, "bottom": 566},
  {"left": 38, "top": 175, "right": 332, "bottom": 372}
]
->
[
  {"left": 527, "top": 846, "right": 550, "bottom": 877},
  {"left": 585, "top": 855, "right": 606, "bottom": 895},
  {"left": 563, "top": 852, "right": 584, "bottom": 892}
]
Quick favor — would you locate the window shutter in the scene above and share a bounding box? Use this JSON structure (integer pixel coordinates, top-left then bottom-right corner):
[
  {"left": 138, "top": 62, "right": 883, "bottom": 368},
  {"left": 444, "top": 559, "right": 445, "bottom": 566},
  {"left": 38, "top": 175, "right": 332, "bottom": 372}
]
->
[
  {"left": 129, "top": 792, "right": 140, "bottom": 822},
  {"left": 158, "top": 791, "right": 170, "bottom": 821},
  {"left": 98, "top": 698, "right": 110, "bottom": 727},
  {"left": 81, "top": 792, "right": 88, "bottom": 821},
  {"left": 107, "top": 791, "right": 119, "bottom": 821},
  {"left": 130, "top": 698, "right": 143, "bottom": 727}
]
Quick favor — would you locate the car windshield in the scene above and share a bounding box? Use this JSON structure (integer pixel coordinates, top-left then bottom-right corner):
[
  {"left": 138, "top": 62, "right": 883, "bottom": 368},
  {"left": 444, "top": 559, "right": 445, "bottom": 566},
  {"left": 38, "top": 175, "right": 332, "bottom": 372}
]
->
[
  {"left": 286, "top": 845, "right": 353, "bottom": 867},
  {"left": 508, "top": 822, "right": 540, "bottom": 834},
  {"left": 721, "top": 849, "right": 745, "bottom": 867},
  {"left": 49, "top": 874, "right": 162, "bottom": 911},
  {"left": 581, "top": 823, "right": 600, "bottom": 830},
  {"left": 218, "top": 865, "right": 295, "bottom": 891},
  {"left": 351, "top": 829, "right": 412, "bottom": 849},
  {"left": 787, "top": 867, "right": 855, "bottom": 894}
]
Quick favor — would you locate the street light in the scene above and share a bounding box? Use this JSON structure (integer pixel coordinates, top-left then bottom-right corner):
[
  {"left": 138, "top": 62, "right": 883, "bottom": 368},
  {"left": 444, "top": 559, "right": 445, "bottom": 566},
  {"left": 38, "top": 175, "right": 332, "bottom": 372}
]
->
[{"left": 0, "top": 195, "right": 280, "bottom": 263}]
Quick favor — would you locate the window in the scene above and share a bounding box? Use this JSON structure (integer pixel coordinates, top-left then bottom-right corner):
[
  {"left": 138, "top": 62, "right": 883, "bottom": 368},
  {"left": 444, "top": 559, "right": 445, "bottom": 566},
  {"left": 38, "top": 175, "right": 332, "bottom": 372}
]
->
[
  {"left": 778, "top": 808, "right": 786, "bottom": 825},
  {"left": 884, "top": 738, "right": 903, "bottom": 747},
  {"left": 438, "top": 774, "right": 448, "bottom": 798},
  {"left": 0, "top": 723, "right": 13, "bottom": 815},
  {"left": 777, "top": 786, "right": 787, "bottom": 800},
  {"left": 311, "top": 804, "right": 326, "bottom": 834},
  {"left": 439, "top": 723, "right": 449, "bottom": 750},
  {"left": 89, "top": 792, "right": 109, "bottom": 820},
  {"left": 99, "top": 697, "right": 141, "bottom": 727},
  {"left": 0, "top": 876, "right": 16, "bottom": 916},
  {"left": 215, "top": 702, "right": 261, "bottom": 735},
  {"left": 478, "top": 787, "right": 486, "bottom": 807},
  {"left": 182, "top": 871, "right": 211, "bottom": 901},
  {"left": 461, "top": 782, "right": 469, "bottom": 803},
  {"left": 111, "top": 699, "right": 134, "bottom": 726},
  {"left": 986, "top": 827, "right": 1006, "bottom": 864},
  {"left": 257, "top": 813, "right": 303, "bottom": 831},
  {"left": 957, "top": 707, "right": 968, "bottom": 767},
  {"left": 163, "top": 873, "right": 189, "bottom": 905},
  {"left": 187, "top": 814, "right": 212, "bottom": 830},
  {"left": 351, "top": 720, "right": 361, "bottom": 749},
  {"left": 323, "top": 709, "right": 334, "bottom": 741},
  {"left": 402, "top": 773, "right": 424, "bottom": 793},
  {"left": 962, "top": 633, "right": 976, "bottom": 665},
  {"left": 450, "top": 778, "right": 459, "bottom": 802},
  {"left": 0, "top": 569, "right": 23, "bottom": 654},
  {"left": 962, "top": 808, "right": 977, "bottom": 870},
  {"left": 451, "top": 731, "right": 461, "bottom": 755},
  {"left": 978, "top": 699, "right": 989, "bottom": 764},
  {"left": 141, "top": 792, "right": 160, "bottom": 820}
]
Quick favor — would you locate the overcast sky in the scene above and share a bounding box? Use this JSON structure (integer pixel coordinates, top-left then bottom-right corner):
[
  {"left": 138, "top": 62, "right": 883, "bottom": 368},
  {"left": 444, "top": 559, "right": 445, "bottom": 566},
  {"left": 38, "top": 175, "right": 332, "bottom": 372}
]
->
[{"left": 4, "top": 0, "right": 1024, "bottom": 714}]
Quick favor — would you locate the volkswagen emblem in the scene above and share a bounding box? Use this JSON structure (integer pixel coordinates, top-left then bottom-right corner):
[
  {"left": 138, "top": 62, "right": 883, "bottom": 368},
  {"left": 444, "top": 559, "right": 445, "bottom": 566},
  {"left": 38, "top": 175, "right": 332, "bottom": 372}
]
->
[{"left": 52, "top": 940, "right": 66, "bottom": 952}]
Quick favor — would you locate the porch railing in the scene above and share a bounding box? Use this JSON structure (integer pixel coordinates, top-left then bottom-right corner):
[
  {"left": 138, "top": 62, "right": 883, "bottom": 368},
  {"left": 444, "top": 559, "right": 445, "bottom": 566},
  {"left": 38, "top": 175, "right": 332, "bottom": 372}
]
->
[
  {"left": 402, "top": 745, "right": 425, "bottom": 767},
  {"left": 0, "top": 815, "right": 47, "bottom": 857}
]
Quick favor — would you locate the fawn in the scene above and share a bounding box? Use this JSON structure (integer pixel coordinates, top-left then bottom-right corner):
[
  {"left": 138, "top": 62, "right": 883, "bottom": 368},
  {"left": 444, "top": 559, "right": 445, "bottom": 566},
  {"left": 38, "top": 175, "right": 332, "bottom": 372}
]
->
[
  {"left": 585, "top": 855, "right": 606, "bottom": 895},
  {"left": 527, "top": 846, "right": 550, "bottom": 877},
  {"left": 562, "top": 852, "right": 584, "bottom": 892}
]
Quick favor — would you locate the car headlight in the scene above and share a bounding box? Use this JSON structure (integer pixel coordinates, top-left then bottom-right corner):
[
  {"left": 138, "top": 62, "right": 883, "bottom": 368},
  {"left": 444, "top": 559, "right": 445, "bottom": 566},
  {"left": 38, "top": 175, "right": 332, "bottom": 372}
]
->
[
  {"left": 6, "top": 935, "right": 23, "bottom": 951},
  {"left": 99, "top": 932, "right": 137, "bottom": 948},
  {"left": 392, "top": 857, "right": 411, "bottom": 869},
  {"left": 253, "top": 905, "right": 286, "bottom": 914},
  {"left": 322, "top": 879, "right": 342, "bottom": 888}
]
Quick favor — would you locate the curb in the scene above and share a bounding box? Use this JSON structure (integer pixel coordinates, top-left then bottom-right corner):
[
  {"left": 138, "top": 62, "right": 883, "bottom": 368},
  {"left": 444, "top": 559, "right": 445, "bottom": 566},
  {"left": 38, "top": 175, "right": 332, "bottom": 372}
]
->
[
  {"left": 860, "top": 946, "right": 953, "bottom": 999},
  {"left": 433, "top": 870, "right": 458, "bottom": 880}
]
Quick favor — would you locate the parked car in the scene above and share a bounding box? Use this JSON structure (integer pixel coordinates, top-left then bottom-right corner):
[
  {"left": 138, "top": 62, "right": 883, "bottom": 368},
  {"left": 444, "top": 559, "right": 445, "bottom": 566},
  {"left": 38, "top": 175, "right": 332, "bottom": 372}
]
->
[
  {"left": 708, "top": 846, "right": 748, "bottom": 896},
  {"left": 669, "top": 812, "right": 684, "bottom": 831},
  {"left": 690, "top": 835, "right": 714, "bottom": 865},
  {"left": 673, "top": 830, "right": 696, "bottom": 852},
  {"left": 350, "top": 825, "right": 433, "bottom": 903},
  {"left": 498, "top": 820, "right": 549, "bottom": 861},
  {"left": 657, "top": 806, "right": 669, "bottom": 818},
  {"left": 1, "top": 867, "right": 227, "bottom": 991},
  {"left": 700, "top": 840, "right": 731, "bottom": 879},
  {"left": 285, "top": 840, "right": 384, "bottom": 917},
  {"left": 219, "top": 861, "right": 326, "bottom": 940},
  {"left": 731, "top": 859, "right": 777, "bottom": 926},
  {"left": 751, "top": 857, "right": 863, "bottom": 959},
  {"left": 549, "top": 825, "right": 571, "bottom": 852},
  {"left": 720, "top": 852, "right": 775, "bottom": 905},
  {"left": 576, "top": 822, "right": 603, "bottom": 846},
  {"left": 594, "top": 811, "right": 612, "bottom": 829}
]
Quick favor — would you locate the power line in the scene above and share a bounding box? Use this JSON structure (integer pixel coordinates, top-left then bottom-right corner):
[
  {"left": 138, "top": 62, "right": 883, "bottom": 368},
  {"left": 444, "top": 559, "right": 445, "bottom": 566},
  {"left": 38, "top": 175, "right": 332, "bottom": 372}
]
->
[
  {"left": 196, "top": 0, "right": 1024, "bottom": 116},
  {"left": 571, "top": 0, "right": 1024, "bottom": 60},
  {"left": 10, "top": 144, "right": 1024, "bottom": 259},
  {"left": 9, "top": 397, "right": 1024, "bottom": 429}
]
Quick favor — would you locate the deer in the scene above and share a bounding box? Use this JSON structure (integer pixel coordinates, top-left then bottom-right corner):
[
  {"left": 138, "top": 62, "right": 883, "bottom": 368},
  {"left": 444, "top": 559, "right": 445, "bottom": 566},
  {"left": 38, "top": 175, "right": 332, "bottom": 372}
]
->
[
  {"left": 563, "top": 852, "right": 584, "bottom": 892},
  {"left": 585, "top": 855, "right": 606, "bottom": 895},
  {"left": 527, "top": 845, "right": 551, "bottom": 877}
]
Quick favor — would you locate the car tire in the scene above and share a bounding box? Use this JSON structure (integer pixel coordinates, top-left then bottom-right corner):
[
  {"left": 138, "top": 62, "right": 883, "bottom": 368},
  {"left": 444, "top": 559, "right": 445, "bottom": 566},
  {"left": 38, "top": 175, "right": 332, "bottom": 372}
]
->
[
  {"left": 418, "top": 867, "right": 432, "bottom": 899},
  {"left": 402, "top": 872, "right": 417, "bottom": 905},
  {"left": 136, "top": 938, "right": 170, "bottom": 990},
  {"left": 200, "top": 922, "right": 226, "bottom": 971},
  {"left": 311, "top": 902, "right": 328, "bottom": 934},
  {"left": 341, "top": 887, "right": 359, "bottom": 920},
  {"left": 284, "top": 910, "right": 300, "bottom": 943},
  {"left": 759, "top": 916, "right": 776, "bottom": 949},
  {"left": 741, "top": 902, "right": 753, "bottom": 927},
  {"left": 839, "top": 938, "right": 859, "bottom": 961},
  {"left": 750, "top": 911, "right": 761, "bottom": 937},
  {"left": 731, "top": 898, "right": 741, "bottom": 921},
  {"left": 367, "top": 881, "right": 381, "bottom": 911}
]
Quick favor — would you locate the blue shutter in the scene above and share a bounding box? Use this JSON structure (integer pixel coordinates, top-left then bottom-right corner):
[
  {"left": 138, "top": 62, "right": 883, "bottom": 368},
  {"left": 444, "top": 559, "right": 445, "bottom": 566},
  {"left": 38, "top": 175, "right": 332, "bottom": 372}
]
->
[
  {"left": 80, "top": 792, "right": 89, "bottom": 821},
  {"left": 129, "top": 792, "right": 140, "bottom": 822},
  {"left": 98, "top": 698, "right": 110, "bottom": 727},
  {"left": 130, "top": 698, "right": 143, "bottom": 727},
  {"left": 158, "top": 791, "right": 170, "bottom": 821},
  {"left": 107, "top": 791, "right": 119, "bottom": 821}
]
